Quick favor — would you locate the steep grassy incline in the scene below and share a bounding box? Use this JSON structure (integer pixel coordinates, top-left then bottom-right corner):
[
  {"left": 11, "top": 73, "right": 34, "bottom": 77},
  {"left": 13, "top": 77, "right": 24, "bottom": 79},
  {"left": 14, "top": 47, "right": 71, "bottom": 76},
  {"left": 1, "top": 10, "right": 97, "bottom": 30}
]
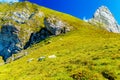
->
[
  {"left": 0, "top": 1, "right": 85, "bottom": 61},
  {"left": 0, "top": 20, "right": 120, "bottom": 80},
  {"left": 0, "top": 1, "right": 81, "bottom": 46},
  {"left": 0, "top": 1, "right": 120, "bottom": 80}
]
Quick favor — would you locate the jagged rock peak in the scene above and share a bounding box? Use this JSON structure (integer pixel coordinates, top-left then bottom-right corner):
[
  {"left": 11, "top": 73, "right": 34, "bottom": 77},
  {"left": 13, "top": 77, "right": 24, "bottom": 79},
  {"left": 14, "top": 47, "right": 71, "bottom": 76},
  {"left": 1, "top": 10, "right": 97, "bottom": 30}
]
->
[
  {"left": 94, "top": 6, "right": 113, "bottom": 19},
  {"left": 96, "top": 6, "right": 110, "bottom": 13},
  {"left": 89, "top": 5, "right": 120, "bottom": 33}
]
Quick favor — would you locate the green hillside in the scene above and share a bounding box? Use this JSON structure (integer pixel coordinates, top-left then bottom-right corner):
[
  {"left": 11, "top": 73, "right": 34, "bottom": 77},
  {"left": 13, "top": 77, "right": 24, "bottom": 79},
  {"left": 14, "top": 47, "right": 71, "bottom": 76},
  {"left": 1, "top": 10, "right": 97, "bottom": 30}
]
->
[{"left": 0, "top": 1, "right": 120, "bottom": 80}]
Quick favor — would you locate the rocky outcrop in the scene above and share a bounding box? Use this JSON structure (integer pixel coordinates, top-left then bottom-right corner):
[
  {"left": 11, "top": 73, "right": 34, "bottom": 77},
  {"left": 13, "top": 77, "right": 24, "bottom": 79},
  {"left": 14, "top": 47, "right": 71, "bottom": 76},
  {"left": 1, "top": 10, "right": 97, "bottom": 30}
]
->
[
  {"left": 24, "top": 28, "right": 52, "bottom": 49},
  {"left": 0, "top": 15, "right": 71, "bottom": 63},
  {"left": 11, "top": 11, "right": 31, "bottom": 24},
  {"left": 24, "top": 16, "right": 71, "bottom": 49},
  {"left": 89, "top": 6, "right": 120, "bottom": 33},
  {"left": 0, "top": 16, "right": 71, "bottom": 62},
  {"left": 0, "top": 24, "right": 22, "bottom": 62},
  {"left": 44, "top": 16, "right": 70, "bottom": 35},
  {"left": 0, "top": 2, "right": 71, "bottom": 63}
]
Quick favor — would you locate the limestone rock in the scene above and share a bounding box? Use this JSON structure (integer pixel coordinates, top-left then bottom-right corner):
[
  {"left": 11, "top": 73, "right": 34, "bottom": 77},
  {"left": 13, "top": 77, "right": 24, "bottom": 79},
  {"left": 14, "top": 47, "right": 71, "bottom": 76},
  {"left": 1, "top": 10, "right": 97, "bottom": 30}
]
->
[
  {"left": 24, "top": 28, "right": 52, "bottom": 49},
  {"left": 48, "top": 55, "right": 56, "bottom": 59},
  {"left": 0, "top": 2, "right": 72, "bottom": 63},
  {"left": 44, "top": 16, "right": 70, "bottom": 35},
  {"left": 0, "top": 24, "right": 22, "bottom": 62},
  {"left": 89, "top": 6, "right": 120, "bottom": 33},
  {"left": 11, "top": 11, "right": 31, "bottom": 24},
  {"left": 24, "top": 16, "right": 71, "bottom": 49}
]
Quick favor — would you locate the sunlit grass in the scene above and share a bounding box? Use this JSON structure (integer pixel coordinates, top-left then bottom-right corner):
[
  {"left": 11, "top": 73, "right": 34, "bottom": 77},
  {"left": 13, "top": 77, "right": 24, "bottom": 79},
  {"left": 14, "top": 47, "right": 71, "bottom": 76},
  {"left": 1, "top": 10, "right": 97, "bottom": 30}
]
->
[
  {"left": 0, "top": 25, "right": 120, "bottom": 79},
  {"left": 0, "top": 1, "right": 120, "bottom": 80}
]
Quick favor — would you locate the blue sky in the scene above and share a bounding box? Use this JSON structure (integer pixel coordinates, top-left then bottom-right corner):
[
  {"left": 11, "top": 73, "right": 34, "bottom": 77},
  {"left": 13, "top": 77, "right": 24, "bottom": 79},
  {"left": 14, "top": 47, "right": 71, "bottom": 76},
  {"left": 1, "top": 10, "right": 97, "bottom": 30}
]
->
[
  {"left": 29, "top": 0, "right": 120, "bottom": 24},
  {"left": 0, "top": 0, "right": 19, "bottom": 2},
  {"left": 2, "top": 0, "right": 120, "bottom": 24}
]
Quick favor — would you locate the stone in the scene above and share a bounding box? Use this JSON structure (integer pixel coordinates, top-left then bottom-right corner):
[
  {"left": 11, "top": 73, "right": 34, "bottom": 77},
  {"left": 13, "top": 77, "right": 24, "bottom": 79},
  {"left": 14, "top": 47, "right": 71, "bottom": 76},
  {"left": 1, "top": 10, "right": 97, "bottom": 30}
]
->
[
  {"left": 38, "top": 56, "right": 46, "bottom": 61},
  {"left": 24, "top": 28, "right": 52, "bottom": 49},
  {"left": 89, "top": 6, "right": 120, "bottom": 33},
  {"left": 37, "top": 11, "right": 44, "bottom": 18},
  {"left": 27, "top": 58, "right": 34, "bottom": 63},
  {"left": 0, "top": 2, "right": 72, "bottom": 63},
  {"left": 44, "top": 16, "right": 70, "bottom": 35},
  {"left": 48, "top": 55, "right": 56, "bottom": 59},
  {"left": 23, "top": 16, "right": 71, "bottom": 49},
  {"left": 24, "top": 52, "right": 28, "bottom": 56},
  {"left": 46, "top": 41, "right": 52, "bottom": 44},
  {"left": 11, "top": 11, "right": 31, "bottom": 24}
]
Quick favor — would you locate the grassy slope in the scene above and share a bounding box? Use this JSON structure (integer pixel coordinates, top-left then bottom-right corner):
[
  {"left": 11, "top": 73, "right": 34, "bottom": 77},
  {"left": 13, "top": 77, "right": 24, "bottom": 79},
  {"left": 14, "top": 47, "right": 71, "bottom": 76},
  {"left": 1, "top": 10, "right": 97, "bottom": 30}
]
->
[
  {"left": 0, "top": 2, "right": 120, "bottom": 80},
  {"left": 0, "top": 20, "right": 120, "bottom": 80},
  {"left": 0, "top": 2, "right": 81, "bottom": 45}
]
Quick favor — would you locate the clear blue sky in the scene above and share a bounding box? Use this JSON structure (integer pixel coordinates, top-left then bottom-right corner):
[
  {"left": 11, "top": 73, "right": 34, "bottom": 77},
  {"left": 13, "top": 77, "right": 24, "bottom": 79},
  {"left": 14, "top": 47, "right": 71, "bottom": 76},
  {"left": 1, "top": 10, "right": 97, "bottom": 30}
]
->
[
  {"left": 28, "top": 0, "right": 120, "bottom": 24},
  {"left": 0, "top": 0, "right": 19, "bottom": 2}
]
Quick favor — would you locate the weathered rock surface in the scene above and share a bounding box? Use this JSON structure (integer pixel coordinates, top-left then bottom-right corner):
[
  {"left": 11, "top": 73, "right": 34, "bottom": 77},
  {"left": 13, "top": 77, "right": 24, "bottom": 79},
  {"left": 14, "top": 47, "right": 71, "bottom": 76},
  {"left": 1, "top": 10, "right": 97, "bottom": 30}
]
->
[
  {"left": 24, "top": 28, "right": 52, "bottom": 49},
  {"left": 11, "top": 11, "right": 31, "bottom": 24},
  {"left": 24, "top": 16, "right": 70, "bottom": 49},
  {"left": 2, "top": 16, "right": 70, "bottom": 62},
  {"left": 0, "top": 2, "right": 71, "bottom": 63},
  {"left": 44, "top": 16, "right": 70, "bottom": 35},
  {"left": 89, "top": 6, "right": 120, "bottom": 33},
  {"left": 0, "top": 17, "right": 70, "bottom": 62},
  {"left": 0, "top": 24, "right": 21, "bottom": 62}
]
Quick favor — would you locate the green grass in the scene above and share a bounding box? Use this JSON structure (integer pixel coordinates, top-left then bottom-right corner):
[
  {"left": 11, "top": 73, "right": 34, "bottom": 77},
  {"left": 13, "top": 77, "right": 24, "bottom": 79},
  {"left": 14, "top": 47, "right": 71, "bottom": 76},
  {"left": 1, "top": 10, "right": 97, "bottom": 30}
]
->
[
  {"left": 0, "top": 23, "right": 120, "bottom": 79},
  {"left": 0, "top": 1, "right": 84, "bottom": 46},
  {"left": 0, "top": 1, "right": 120, "bottom": 80}
]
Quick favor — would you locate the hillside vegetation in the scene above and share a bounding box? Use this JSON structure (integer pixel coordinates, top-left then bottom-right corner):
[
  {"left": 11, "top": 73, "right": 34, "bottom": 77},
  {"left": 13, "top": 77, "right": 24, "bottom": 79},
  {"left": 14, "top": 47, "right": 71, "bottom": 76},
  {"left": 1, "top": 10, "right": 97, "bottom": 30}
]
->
[{"left": 0, "top": 1, "right": 120, "bottom": 80}]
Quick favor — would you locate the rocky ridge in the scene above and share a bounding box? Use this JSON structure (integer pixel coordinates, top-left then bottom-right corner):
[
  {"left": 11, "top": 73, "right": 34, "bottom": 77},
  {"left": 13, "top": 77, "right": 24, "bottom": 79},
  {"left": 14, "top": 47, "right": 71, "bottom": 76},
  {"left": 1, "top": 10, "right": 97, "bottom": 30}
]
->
[
  {"left": 89, "top": 6, "right": 120, "bottom": 33},
  {"left": 0, "top": 2, "right": 71, "bottom": 63}
]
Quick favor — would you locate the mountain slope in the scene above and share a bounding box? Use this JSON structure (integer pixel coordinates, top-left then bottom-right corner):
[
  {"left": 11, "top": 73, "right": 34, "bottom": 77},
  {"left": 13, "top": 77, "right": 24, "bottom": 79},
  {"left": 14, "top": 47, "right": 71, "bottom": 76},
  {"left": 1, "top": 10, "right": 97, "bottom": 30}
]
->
[
  {"left": 0, "top": 21, "right": 120, "bottom": 80},
  {"left": 0, "top": 2, "right": 120, "bottom": 80},
  {"left": 0, "top": 1, "right": 78, "bottom": 62}
]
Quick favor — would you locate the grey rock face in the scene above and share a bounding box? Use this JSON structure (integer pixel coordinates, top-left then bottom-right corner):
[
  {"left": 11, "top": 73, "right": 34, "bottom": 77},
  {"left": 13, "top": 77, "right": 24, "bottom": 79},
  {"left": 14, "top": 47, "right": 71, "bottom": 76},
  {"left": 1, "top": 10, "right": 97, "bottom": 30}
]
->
[
  {"left": 11, "top": 10, "right": 44, "bottom": 24},
  {"left": 44, "top": 16, "right": 70, "bottom": 35},
  {"left": 24, "top": 16, "right": 71, "bottom": 49},
  {"left": 0, "top": 16, "right": 71, "bottom": 62},
  {"left": 0, "top": 2, "right": 72, "bottom": 63},
  {"left": 0, "top": 24, "right": 21, "bottom": 62},
  {"left": 89, "top": 6, "right": 120, "bottom": 33},
  {"left": 11, "top": 11, "right": 31, "bottom": 24},
  {"left": 24, "top": 28, "right": 52, "bottom": 49}
]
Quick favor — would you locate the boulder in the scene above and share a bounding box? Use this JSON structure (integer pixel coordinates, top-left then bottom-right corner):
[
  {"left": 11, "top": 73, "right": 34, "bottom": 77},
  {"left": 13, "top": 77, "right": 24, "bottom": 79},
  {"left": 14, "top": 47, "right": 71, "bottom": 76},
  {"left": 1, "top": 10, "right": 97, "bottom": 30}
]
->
[
  {"left": 44, "top": 16, "right": 70, "bottom": 35},
  {"left": 38, "top": 56, "right": 46, "bottom": 61},
  {"left": 48, "top": 55, "right": 56, "bottom": 59}
]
